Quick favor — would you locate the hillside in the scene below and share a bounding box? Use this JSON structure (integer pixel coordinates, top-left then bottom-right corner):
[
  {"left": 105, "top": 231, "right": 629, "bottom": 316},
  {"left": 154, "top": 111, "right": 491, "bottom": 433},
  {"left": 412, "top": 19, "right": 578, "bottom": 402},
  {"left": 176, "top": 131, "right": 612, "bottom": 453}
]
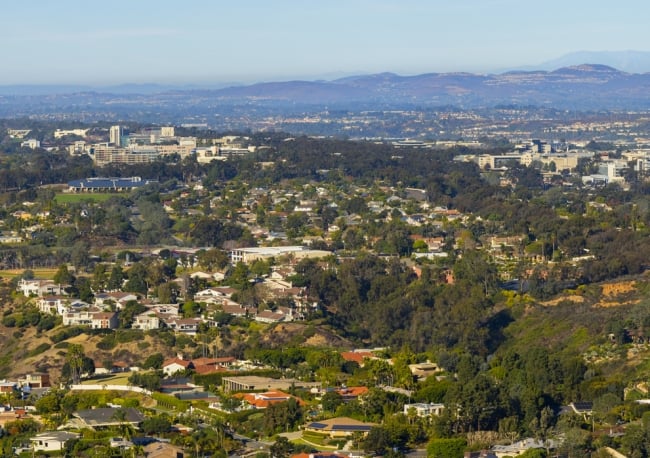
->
[{"left": 499, "top": 275, "right": 650, "bottom": 387}]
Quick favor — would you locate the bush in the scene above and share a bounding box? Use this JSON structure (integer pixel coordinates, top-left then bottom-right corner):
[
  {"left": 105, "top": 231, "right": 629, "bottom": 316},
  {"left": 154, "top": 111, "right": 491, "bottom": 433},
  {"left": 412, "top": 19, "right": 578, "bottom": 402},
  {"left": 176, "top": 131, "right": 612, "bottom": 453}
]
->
[
  {"left": 96, "top": 334, "right": 116, "bottom": 350},
  {"left": 28, "top": 343, "right": 51, "bottom": 357},
  {"left": 2, "top": 315, "right": 16, "bottom": 327},
  {"left": 115, "top": 329, "right": 144, "bottom": 343},
  {"left": 427, "top": 438, "right": 467, "bottom": 458},
  {"left": 51, "top": 326, "right": 85, "bottom": 343}
]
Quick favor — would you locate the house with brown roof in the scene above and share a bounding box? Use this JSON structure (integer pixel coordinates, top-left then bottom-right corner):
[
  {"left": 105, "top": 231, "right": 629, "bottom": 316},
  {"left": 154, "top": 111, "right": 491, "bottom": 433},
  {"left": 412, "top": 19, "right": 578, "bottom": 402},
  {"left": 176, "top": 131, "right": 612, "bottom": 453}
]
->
[
  {"left": 340, "top": 351, "right": 376, "bottom": 367},
  {"left": 334, "top": 386, "right": 368, "bottom": 402},
  {"left": 162, "top": 358, "right": 194, "bottom": 376},
  {"left": 236, "top": 390, "right": 304, "bottom": 409}
]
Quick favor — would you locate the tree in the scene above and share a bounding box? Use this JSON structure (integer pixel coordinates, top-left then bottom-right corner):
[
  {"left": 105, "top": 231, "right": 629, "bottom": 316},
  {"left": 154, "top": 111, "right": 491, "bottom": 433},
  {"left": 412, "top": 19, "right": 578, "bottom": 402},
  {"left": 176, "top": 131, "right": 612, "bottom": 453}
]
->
[
  {"left": 269, "top": 436, "right": 292, "bottom": 458},
  {"left": 64, "top": 344, "right": 91, "bottom": 384},
  {"left": 141, "top": 415, "right": 171, "bottom": 435},
  {"left": 53, "top": 264, "right": 75, "bottom": 286},
  {"left": 142, "top": 353, "right": 164, "bottom": 370},
  {"left": 107, "top": 265, "right": 125, "bottom": 291},
  {"left": 321, "top": 391, "right": 344, "bottom": 413},
  {"left": 426, "top": 438, "right": 466, "bottom": 458}
]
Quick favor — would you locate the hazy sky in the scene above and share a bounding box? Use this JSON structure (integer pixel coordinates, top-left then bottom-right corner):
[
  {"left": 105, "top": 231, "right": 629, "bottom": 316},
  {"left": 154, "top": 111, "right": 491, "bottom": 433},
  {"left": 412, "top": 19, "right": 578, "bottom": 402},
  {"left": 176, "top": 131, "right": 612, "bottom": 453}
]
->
[{"left": 3, "top": 0, "right": 649, "bottom": 85}]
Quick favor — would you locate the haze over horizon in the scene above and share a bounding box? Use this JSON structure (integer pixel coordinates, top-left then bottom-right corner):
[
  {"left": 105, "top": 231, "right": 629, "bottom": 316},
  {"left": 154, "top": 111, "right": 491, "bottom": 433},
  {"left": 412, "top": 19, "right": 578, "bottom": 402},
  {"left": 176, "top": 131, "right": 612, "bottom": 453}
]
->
[{"left": 4, "top": 0, "right": 650, "bottom": 86}]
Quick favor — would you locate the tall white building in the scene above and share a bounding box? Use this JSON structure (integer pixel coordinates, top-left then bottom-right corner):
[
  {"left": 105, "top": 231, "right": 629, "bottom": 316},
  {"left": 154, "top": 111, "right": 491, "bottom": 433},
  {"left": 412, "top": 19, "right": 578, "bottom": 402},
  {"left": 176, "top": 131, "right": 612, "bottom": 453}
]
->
[
  {"left": 109, "top": 125, "right": 123, "bottom": 147},
  {"left": 160, "top": 126, "right": 175, "bottom": 137}
]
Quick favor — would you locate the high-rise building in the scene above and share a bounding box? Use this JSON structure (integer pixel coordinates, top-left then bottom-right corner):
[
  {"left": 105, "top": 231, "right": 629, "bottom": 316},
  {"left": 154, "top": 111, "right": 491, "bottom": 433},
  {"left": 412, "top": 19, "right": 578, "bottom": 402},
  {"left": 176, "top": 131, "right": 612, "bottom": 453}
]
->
[
  {"left": 109, "top": 125, "right": 123, "bottom": 147},
  {"left": 160, "top": 126, "right": 175, "bottom": 137}
]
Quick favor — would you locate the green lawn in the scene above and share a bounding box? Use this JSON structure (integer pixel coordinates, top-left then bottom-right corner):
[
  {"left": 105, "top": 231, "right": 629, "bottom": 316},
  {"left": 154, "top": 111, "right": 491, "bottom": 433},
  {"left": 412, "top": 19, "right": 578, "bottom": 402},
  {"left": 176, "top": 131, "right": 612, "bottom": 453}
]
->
[
  {"left": 82, "top": 373, "right": 132, "bottom": 385},
  {"left": 55, "top": 193, "right": 116, "bottom": 203}
]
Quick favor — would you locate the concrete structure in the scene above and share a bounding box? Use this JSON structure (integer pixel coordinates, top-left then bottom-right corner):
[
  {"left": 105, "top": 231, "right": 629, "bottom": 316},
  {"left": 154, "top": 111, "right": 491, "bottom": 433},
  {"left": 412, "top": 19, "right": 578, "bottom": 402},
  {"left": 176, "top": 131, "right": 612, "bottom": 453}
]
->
[
  {"left": 90, "top": 145, "right": 160, "bottom": 166},
  {"left": 20, "top": 139, "right": 40, "bottom": 149},
  {"left": 109, "top": 125, "right": 123, "bottom": 146},
  {"left": 67, "top": 177, "right": 158, "bottom": 192},
  {"left": 160, "top": 126, "right": 175, "bottom": 137},
  {"left": 54, "top": 128, "right": 89, "bottom": 139},
  {"left": 222, "top": 376, "right": 320, "bottom": 393},
  {"left": 230, "top": 246, "right": 331, "bottom": 264}
]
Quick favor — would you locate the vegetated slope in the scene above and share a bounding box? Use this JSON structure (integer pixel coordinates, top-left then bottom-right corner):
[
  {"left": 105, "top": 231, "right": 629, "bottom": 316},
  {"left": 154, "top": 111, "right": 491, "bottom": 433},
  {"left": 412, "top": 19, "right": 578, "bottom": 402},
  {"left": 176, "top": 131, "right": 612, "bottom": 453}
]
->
[{"left": 500, "top": 276, "right": 650, "bottom": 385}]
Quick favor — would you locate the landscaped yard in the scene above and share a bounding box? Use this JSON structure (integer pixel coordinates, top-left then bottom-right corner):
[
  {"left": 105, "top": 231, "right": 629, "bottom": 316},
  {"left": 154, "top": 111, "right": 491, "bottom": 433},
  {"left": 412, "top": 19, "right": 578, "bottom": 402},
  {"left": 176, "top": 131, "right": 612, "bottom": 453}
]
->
[
  {"left": 82, "top": 373, "right": 132, "bottom": 386},
  {"left": 55, "top": 193, "right": 116, "bottom": 203}
]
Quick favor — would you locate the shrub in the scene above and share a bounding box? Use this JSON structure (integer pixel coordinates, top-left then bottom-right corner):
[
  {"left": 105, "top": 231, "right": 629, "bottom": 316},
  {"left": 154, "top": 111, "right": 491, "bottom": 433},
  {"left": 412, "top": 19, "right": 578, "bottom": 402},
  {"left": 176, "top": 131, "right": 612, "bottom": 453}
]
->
[{"left": 28, "top": 343, "right": 51, "bottom": 357}]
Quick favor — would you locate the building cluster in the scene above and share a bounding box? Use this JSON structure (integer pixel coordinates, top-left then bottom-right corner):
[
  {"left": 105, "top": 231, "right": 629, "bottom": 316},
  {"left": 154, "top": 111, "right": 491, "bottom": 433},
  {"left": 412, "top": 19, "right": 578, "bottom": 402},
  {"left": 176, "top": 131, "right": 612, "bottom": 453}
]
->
[
  {"left": 456, "top": 139, "right": 650, "bottom": 186},
  {"left": 67, "top": 126, "right": 256, "bottom": 165}
]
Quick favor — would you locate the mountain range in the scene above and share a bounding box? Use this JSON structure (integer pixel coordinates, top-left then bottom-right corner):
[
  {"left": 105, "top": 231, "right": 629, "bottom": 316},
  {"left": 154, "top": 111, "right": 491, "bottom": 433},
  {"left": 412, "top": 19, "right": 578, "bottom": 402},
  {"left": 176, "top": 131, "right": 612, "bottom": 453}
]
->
[
  {"left": 4, "top": 63, "right": 650, "bottom": 111},
  {"left": 194, "top": 64, "right": 650, "bottom": 109}
]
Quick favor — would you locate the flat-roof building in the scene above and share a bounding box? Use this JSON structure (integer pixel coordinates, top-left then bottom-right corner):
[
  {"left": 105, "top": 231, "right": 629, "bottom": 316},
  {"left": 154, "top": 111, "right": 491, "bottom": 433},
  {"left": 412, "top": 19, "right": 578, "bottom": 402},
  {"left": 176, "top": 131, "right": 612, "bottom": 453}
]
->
[
  {"left": 230, "top": 246, "right": 331, "bottom": 264},
  {"left": 222, "top": 375, "right": 320, "bottom": 393}
]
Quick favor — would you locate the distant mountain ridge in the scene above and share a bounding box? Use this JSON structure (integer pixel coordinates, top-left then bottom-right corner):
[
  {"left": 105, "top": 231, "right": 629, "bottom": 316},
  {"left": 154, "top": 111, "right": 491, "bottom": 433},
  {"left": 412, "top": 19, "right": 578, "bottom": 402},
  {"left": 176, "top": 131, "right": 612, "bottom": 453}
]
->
[
  {"left": 535, "top": 50, "right": 650, "bottom": 73},
  {"left": 4, "top": 63, "right": 650, "bottom": 110},
  {"left": 199, "top": 64, "right": 650, "bottom": 109}
]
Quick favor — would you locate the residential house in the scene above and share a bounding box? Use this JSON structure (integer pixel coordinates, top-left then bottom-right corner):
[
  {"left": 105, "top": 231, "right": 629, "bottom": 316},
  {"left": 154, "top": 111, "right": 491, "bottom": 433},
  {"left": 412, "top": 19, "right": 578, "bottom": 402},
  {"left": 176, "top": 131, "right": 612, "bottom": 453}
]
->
[
  {"left": 403, "top": 402, "right": 445, "bottom": 418},
  {"left": 491, "top": 438, "right": 559, "bottom": 458},
  {"left": 143, "top": 442, "right": 185, "bottom": 458},
  {"left": 0, "top": 408, "right": 30, "bottom": 428},
  {"left": 17, "top": 279, "right": 67, "bottom": 297},
  {"left": 37, "top": 296, "right": 69, "bottom": 314},
  {"left": 94, "top": 292, "right": 139, "bottom": 310},
  {"left": 220, "top": 301, "right": 249, "bottom": 317},
  {"left": 63, "top": 310, "right": 118, "bottom": 329},
  {"left": 132, "top": 311, "right": 161, "bottom": 331},
  {"left": 334, "top": 386, "right": 368, "bottom": 402},
  {"left": 236, "top": 390, "right": 304, "bottom": 409},
  {"left": 163, "top": 358, "right": 194, "bottom": 377},
  {"left": 18, "top": 373, "right": 50, "bottom": 388},
  {"left": 304, "top": 417, "right": 375, "bottom": 438},
  {"left": 408, "top": 361, "right": 441, "bottom": 380},
  {"left": 164, "top": 318, "right": 203, "bottom": 335},
  {"left": 71, "top": 407, "right": 145, "bottom": 430},
  {"left": 254, "top": 309, "right": 288, "bottom": 323},
  {"left": 340, "top": 351, "right": 376, "bottom": 367},
  {"left": 31, "top": 431, "right": 79, "bottom": 452}
]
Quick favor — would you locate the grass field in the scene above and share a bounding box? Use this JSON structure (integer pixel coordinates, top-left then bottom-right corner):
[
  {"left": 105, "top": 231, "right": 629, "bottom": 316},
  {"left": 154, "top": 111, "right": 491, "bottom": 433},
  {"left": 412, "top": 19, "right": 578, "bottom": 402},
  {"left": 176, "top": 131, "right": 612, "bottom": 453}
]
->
[
  {"left": 55, "top": 193, "right": 116, "bottom": 203},
  {"left": 0, "top": 268, "right": 59, "bottom": 279}
]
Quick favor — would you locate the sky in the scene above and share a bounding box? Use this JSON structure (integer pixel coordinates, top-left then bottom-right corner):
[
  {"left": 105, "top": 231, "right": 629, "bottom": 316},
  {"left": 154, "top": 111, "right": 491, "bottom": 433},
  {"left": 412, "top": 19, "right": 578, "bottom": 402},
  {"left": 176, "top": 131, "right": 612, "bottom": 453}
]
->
[{"left": 3, "top": 0, "right": 650, "bottom": 85}]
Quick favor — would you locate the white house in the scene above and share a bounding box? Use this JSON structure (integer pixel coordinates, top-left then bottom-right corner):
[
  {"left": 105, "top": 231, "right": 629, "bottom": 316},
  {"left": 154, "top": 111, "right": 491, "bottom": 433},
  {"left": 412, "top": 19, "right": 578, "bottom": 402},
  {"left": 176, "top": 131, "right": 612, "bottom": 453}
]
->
[
  {"left": 132, "top": 311, "right": 160, "bottom": 331},
  {"left": 62, "top": 311, "right": 118, "bottom": 329},
  {"left": 31, "top": 431, "right": 79, "bottom": 452},
  {"left": 38, "top": 296, "right": 68, "bottom": 314},
  {"left": 403, "top": 403, "right": 445, "bottom": 418},
  {"left": 162, "top": 357, "right": 193, "bottom": 376},
  {"left": 17, "top": 279, "right": 67, "bottom": 297}
]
